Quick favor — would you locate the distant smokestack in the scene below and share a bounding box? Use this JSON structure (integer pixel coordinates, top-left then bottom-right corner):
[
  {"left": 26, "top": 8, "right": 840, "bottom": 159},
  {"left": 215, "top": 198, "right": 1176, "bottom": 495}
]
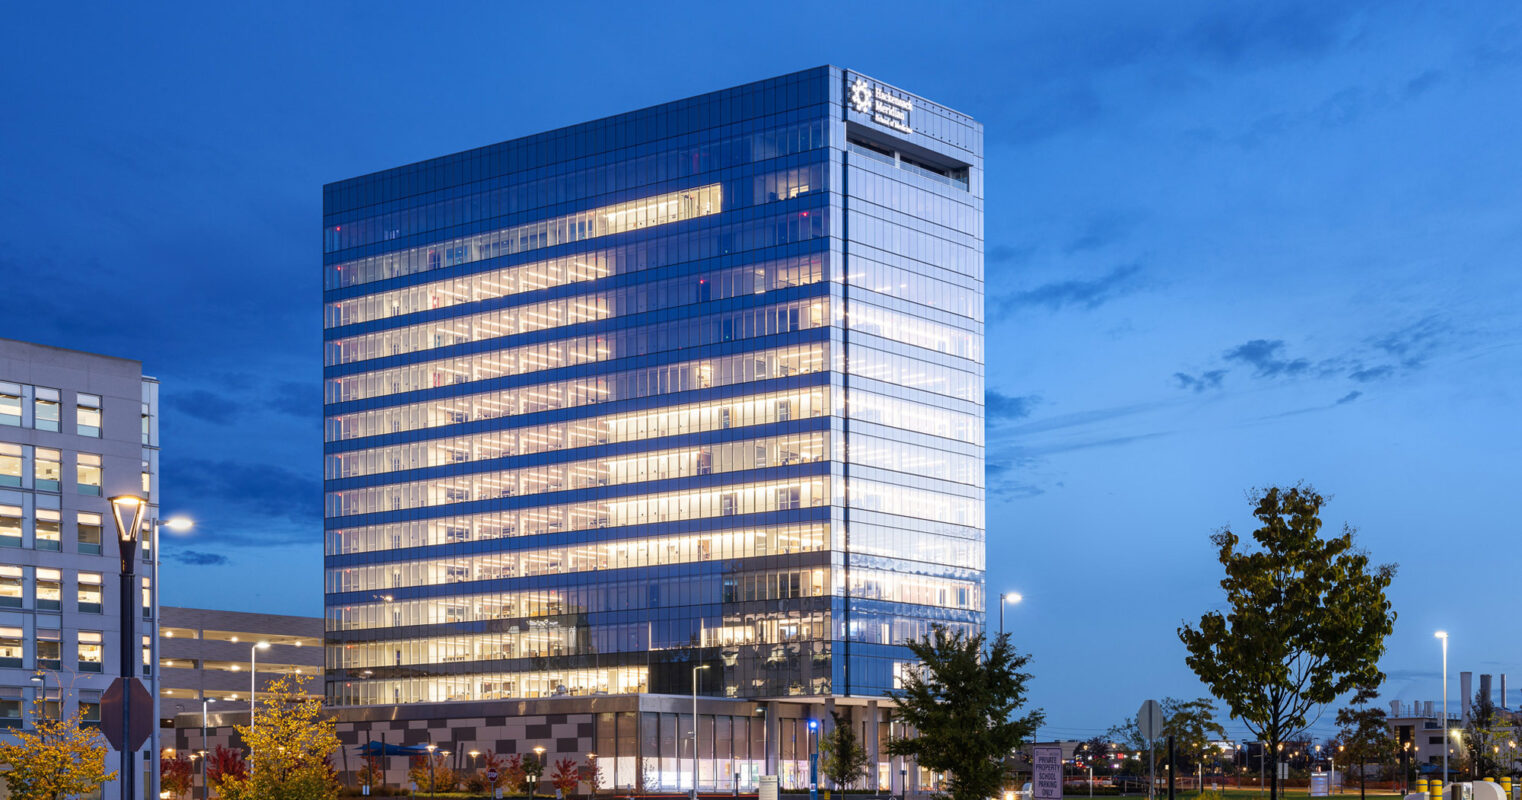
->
[
  {"left": 1462, "top": 672, "right": 1473, "bottom": 724},
  {"left": 1504, "top": 675, "right": 1510, "bottom": 708},
  {"left": 1391, "top": 700, "right": 1401, "bottom": 717},
  {"left": 1482, "top": 674, "right": 1493, "bottom": 705},
  {"left": 1424, "top": 700, "right": 1434, "bottom": 718}
]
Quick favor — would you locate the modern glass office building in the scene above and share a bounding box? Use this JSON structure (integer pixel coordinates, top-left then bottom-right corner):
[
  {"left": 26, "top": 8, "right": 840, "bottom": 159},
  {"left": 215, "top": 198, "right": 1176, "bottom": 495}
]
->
[{"left": 322, "top": 66, "right": 983, "bottom": 716}]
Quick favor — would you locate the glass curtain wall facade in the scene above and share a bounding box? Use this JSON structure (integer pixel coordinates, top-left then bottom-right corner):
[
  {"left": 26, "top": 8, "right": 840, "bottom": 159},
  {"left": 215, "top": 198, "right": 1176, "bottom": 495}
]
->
[{"left": 323, "top": 66, "right": 983, "bottom": 707}]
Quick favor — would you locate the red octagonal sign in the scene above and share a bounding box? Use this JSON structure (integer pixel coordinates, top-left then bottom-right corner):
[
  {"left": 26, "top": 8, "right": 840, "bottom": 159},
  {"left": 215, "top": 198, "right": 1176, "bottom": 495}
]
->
[{"left": 101, "top": 677, "right": 154, "bottom": 752}]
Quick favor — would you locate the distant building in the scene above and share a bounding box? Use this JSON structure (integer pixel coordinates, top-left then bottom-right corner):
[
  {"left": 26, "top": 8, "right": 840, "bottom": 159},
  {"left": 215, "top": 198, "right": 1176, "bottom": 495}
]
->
[
  {"left": 0, "top": 337, "right": 162, "bottom": 800},
  {"left": 158, "top": 606, "right": 323, "bottom": 725}
]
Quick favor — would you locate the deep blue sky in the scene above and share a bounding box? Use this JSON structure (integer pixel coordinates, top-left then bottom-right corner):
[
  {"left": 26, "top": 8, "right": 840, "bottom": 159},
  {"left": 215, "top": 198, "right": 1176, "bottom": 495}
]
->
[{"left": 3, "top": 1, "right": 1519, "bottom": 741}]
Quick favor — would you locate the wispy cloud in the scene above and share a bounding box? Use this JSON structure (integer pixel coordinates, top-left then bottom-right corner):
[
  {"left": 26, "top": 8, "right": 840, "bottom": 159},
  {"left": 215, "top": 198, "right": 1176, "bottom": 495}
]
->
[
  {"left": 1174, "top": 370, "right": 1227, "bottom": 393},
  {"left": 1336, "top": 390, "right": 1363, "bottom": 405},
  {"left": 166, "top": 389, "right": 243, "bottom": 425},
  {"left": 990, "top": 263, "right": 1146, "bottom": 318},
  {"left": 986, "top": 390, "right": 1039, "bottom": 422},
  {"left": 1223, "top": 339, "right": 1313, "bottom": 378},
  {"left": 161, "top": 458, "right": 320, "bottom": 547},
  {"left": 169, "top": 550, "right": 229, "bottom": 566}
]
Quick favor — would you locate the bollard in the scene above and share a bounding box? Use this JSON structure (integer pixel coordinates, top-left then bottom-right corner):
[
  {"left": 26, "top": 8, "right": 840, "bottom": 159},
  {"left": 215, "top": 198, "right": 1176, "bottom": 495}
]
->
[
  {"left": 1431, "top": 780, "right": 1443, "bottom": 800},
  {"left": 1417, "top": 779, "right": 1428, "bottom": 796}
]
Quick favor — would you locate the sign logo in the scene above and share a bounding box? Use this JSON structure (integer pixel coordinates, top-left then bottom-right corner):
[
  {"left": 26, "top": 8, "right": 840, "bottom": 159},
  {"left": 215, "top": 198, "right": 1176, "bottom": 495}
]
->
[
  {"left": 849, "top": 78, "right": 874, "bottom": 114},
  {"left": 848, "top": 76, "right": 914, "bottom": 135}
]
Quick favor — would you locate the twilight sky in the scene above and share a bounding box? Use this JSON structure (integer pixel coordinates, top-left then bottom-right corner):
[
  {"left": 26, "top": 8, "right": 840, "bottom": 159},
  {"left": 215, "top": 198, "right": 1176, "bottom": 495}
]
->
[{"left": 3, "top": 1, "right": 1519, "bottom": 741}]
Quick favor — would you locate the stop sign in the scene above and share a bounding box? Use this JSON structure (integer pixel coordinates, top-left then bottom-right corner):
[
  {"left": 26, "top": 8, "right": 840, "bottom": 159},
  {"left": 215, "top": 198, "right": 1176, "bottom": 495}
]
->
[
  {"left": 100, "top": 677, "right": 154, "bottom": 751},
  {"left": 487, "top": 770, "right": 500, "bottom": 782}
]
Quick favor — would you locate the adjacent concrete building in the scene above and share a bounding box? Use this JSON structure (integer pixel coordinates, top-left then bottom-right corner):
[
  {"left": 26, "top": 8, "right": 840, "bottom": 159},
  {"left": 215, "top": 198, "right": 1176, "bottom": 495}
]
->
[{"left": 0, "top": 337, "right": 162, "bottom": 800}]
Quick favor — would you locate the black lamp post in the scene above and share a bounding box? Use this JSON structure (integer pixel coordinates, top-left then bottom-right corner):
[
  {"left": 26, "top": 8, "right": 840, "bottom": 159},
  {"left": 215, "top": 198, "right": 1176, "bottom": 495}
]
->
[{"left": 109, "top": 495, "right": 148, "bottom": 800}]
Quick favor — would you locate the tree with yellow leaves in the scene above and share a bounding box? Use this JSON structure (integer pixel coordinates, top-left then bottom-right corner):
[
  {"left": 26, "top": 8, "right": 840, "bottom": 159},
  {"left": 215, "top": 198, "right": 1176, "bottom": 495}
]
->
[
  {"left": 218, "top": 674, "right": 340, "bottom": 800},
  {"left": 0, "top": 687, "right": 117, "bottom": 800}
]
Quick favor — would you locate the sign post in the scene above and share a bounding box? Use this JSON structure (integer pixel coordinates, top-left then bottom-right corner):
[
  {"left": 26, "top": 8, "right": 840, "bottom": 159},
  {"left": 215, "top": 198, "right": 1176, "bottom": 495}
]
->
[
  {"left": 1034, "top": 745, "right": 1063, "bottom": 800},
  {"left": 1138, "top": 701, "right": 1165, "bottom": 800}
]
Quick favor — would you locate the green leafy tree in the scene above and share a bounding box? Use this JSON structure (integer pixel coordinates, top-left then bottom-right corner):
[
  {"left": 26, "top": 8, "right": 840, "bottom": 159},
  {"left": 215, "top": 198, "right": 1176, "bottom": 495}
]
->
[
  {"left": 220, "top": 674, "right": 342, "bottom": 800},
  {"left": 505, "top": 754, "right": 528, "bottom": 796},
  {"left": 1461, "top": 690, "right": 1514, "bottom": 779},
  {"left": 1179, "top": 486, "right": 1397, "bottom": 800},
  {"left": 409, "top": 754, "right": 457, "bottom": 794},
  {"left": 1105, "top": 697, "right": 1224, "bottom": 772},
  {"left": 525, "top": 752, "right": 545, "bottom": 799},
  {"left": 0, "top": 691, "right": 117, "bottom": 800},
  {"left": 820, "top": 710, "right": 871, "bottom": 789},
  {"left": 886, "top": 626, "right": 1043, "bottom": 800},
  {"left": 1335, "top": 697, "right": 1397, "bottom": 800}
]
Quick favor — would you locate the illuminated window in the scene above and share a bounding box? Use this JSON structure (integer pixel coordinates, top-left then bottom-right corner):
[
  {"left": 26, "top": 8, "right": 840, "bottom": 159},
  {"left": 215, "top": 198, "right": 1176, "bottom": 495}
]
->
[
  {"left": 0, "top": 506, "right": 19, "bottom": 548},
  {"left": 34, "top": 388, "right": 60, "bottom": 432},
  {"left": 78, "top": 631, "right": 103, "bottom": 672},
  {"left": 76, "top": 394, "right": 102, "bottom": 437},
  {"left": 0, "top": 567, "right": 19, "bottom": 608},
  {"left": 77, "top": 512, "right": 103, "bottom": 555},
  {"left": 0, "top": 444, "right": 20, "bottom": 489},
  {"left": 36, "top": 568, "right": 61, "bottom": 611},
  {"left": 33, "top": 448, "right": 61, "bottom": 493},
  {"left": 36, "top": 629, "right": 60, "bottom": 670},
  {"left": 76, "top": 453, "right": 102, "bottom": 496},
  {"left": 0, "top": 628, "right": 20, "bottom": 668},
  {"left": 0, "top": 383, "right": 19, "bottom": 426},
  {"left": 77, "top": 572, "right": 103, "bottom": 614}
]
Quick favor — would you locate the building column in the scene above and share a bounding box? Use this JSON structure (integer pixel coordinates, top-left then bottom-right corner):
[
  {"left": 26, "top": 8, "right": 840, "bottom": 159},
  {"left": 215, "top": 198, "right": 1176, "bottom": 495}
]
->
[
  {"left": 866, "top": 701, "right": 881, "bottom": 792},
  {"left": 765, "top": 701, "right": 780, "bottom": 778}
]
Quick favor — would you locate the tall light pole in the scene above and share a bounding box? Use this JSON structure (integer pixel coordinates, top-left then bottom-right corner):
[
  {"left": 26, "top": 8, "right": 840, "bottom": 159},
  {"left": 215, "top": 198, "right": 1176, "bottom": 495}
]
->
[
  {"left": 691, "top": 664, "right": 710, "bottom": 800},
  {"left": 248, "top": 641, "right": 271, "bottom": 737},
  {"left": 200, "top": 697, "right": 216, "bottom": 800},
  {"left": 108, "top": 496, "right": 193, "bottom": 800},
  {"left": 998, "top": 592, "right": 1023, "bottom": 636},
  {"left": 1436, "top": 631, "right": 1449, "bottom": 792},
  {"left": 426, "top": 744, "right": 437, "bottom": 798},
  {"left": 109, "top": 495, "right": 148, "bottom": 800}
]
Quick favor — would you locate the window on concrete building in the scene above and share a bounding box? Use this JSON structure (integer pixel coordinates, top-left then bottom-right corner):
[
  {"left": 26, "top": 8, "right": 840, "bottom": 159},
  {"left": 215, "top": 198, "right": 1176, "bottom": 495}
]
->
[
  {"left": 77, "top": 572, "right": 103, "bottom": 614},
  {"left": 76, "top": 453, "right": 102, "bottom": 496},
  {"left": 34, "top": 448, "right": 61, "bottom": 493},
  {"left": 0, "top": 627, "right": 22, "bottom": 667},
  {"left": 36, "top": 568, "right": 61, "bottom": 611},
  {"left": 0, "top": 506, "right": 20, "bottom": 548},
  {"left": 78, "top": 631, "right": 103, "bottom": 672},
  {"left": 0, "top": 445, "right": 21, "bottom": 489},
  {"left": 0, "top": 383, "right": 20, "bottom": 426},
  {"left": 36, "top": 628, "right": 60, "bottom": 670},
  {"left": 77, "top": 512, "right": 102, "bottom": 555},
  {"left": 76, "top": 394, "right": 102, "bottom": 438},
  {"left": 34, "top": 388, "right": 60, "bottom": 432},
  {"left": 35, "top": 509, "right": 60, "bottom": 551},
  {"left": 0, "top": 568, "right": 21, "bottom": 608}
]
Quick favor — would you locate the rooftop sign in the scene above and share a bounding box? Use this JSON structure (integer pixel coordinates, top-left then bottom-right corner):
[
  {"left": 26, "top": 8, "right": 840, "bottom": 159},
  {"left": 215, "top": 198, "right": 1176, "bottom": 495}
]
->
[{"left": 849, "top": 76, "right": 913, "bottom": 135}]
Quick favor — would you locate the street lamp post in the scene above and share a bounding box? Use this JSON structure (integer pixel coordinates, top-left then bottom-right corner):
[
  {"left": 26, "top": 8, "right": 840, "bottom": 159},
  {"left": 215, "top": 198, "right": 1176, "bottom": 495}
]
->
[
  {"left": 1437, "top": 631, "right": 1449, "bottom": 792},
  {"left": 200, "top": 697, "right": 216, "bottom": 800},
  {"left": 807, "top": 719, "right": 820, "bottom": 800},
  {"left": 109, "top": 495, "right": 149, "bottom": 800},
  {"left": 248, "top": 641, "right": 271, "bottom": 737},
  {"left": 998, "top": 592, "right": 1023, "bottom": 636},
  {"left": 426, "top": 744, "right": 438, "bottom": 798},
  {"left": 533, "top": 746, "right": 546, "bottom": 800},
  {"left": 29, "top": 672, "right": 47, "bottom": 716},
  {"left": 691, "top": 665, "right": 710, "bottom": 800}
]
